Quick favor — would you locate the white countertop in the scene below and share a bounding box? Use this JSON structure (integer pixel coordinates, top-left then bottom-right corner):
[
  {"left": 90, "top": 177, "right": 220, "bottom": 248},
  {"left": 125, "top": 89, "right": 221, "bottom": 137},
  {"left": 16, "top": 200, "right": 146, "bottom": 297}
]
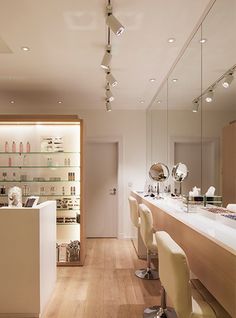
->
[{"left": 135, "top": 192, "right": 236, "bottom": 255}]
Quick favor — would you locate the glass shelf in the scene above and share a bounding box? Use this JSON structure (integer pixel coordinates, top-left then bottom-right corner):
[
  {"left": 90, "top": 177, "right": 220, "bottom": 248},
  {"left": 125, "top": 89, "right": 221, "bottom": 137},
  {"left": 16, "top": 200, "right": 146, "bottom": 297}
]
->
[
  {"left": 0, "top": 152, "right": 80, "bottom": 154},
  {"left": 57, "top": 209, "right": 80, "bottom": 211},
  {"left": 0, "top": 194, "right": 80, "bottom": 197},
  {"left": 57, "top": 223, "right": 80, "bottom": 225},
  {"left": 0, "top": 180, "right": 80, "bottom": 183},
  {"left": 0, "top": 166, "right": 80, "bottom": 168}
]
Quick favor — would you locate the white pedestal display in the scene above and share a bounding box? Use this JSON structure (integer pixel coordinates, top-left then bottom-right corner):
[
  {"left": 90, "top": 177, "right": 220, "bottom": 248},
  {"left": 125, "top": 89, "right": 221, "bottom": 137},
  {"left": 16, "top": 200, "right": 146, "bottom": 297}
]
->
[{"left": 0, "top": 201, "right": 56, "bottom": 317}]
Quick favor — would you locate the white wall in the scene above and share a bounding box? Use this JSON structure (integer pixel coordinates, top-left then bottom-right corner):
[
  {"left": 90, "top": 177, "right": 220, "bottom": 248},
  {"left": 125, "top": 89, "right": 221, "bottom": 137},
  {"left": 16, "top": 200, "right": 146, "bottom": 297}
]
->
[{"left": 78, "top": 110, "right": 146, "bottom": 239}]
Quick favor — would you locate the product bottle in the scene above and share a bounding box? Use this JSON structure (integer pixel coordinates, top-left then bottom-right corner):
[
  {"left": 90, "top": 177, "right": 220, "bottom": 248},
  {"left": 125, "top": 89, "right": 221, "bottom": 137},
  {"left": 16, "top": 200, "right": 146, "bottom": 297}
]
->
[
  {"left": 26, "top": 141, "right": 31, "bottom": 153},
  {"left": 12, "top": 172, "right": 16, "bottom": 181},
  {"left": 62, "top": 186, "right": 65, "bottom": 196},
  {"left": 47, "top": 157, "right": 53, "bottom": 167},
  {"left": 64, "top": 158, "right": 67, "bottom": 166},
  {"left": 67, "top": 158, "right": 71, "bottom": 166},
  {"left": 23, "top": 155, "right": 27, "bottom": 166},
  {"left": 19, "top": 142, "right": 23, "bottom": 153},
  {"left": 12, "top": 141, "right": 16, "bottom": 152},
  {"left": 8, "top": 157, "right": 12, "bottom": 167},
  {"left": 4, "top": 141, "right": 9, "bottom": 153}
]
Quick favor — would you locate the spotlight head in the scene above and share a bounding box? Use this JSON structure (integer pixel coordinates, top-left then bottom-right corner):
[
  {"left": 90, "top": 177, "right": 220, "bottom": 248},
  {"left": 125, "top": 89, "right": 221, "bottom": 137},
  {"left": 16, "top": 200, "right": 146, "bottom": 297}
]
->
[
  {"left": 106, "top": 88, "right": 114, "bottom": 102},
  {"left": 192, "top": 100, "right": 199, "bottom": 113},
  {"left": 106, "top": 5, "right": 124, "bottom": 36},
  {"left": 222, "top": 73, "right": 234, "bottom": 88},
  {"left": 205, "top": 89, "right": 214, "bottom": 103},
  {"left": 106, "top": 71, "right": 118, "bottom": 87},
  {"left": 106, "top": 101, "right": 112, "bottom": 112},
  {"left": 101, "top": 45, "right": 112, "bottom": 70}
]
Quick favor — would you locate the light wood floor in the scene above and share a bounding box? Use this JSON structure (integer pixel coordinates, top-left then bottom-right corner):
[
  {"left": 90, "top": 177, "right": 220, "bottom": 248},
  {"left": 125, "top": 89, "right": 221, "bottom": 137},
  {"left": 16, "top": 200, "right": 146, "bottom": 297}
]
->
[{"left": 42, "top": 238, "right": 161, "bottom": 318}]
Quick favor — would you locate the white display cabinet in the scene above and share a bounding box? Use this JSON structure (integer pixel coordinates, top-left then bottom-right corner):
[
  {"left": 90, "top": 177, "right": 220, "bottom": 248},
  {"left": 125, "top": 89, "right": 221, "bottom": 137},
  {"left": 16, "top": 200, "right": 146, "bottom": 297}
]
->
[{"left": 0, "top": 115, "right": 85, "bottom": 266}]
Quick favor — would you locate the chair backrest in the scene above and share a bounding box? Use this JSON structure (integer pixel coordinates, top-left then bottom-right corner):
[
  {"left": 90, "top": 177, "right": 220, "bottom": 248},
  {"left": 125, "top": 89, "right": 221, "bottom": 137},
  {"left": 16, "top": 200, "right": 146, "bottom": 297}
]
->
[
  {"left": 139, "top": 204, "right": 154, "bottom": 250},
  {"left": 128, "top": 196, "right": 140, "bottom": 228},
  {"left": 156, "top": 231, "right": 192, "bottom": 318}
]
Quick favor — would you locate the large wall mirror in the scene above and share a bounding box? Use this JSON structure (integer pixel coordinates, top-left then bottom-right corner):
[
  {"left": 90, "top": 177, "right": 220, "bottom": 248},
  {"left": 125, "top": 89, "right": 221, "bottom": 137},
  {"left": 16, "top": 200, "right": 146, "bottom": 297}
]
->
[{"left": 147, "top": 0, "right": 236, "bottom": 206}]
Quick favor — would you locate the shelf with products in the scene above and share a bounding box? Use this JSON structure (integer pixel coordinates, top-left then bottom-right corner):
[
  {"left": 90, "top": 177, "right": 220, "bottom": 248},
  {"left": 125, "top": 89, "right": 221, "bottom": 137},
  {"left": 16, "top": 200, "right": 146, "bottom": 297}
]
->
[
  {"left": 0, "top": 166, "right": 80, "bottom": 168},
  {"left": 0, "top": 151, "right": 80, "bottom": 154},
  {"left": 0, "top": 115, "right": 84, "bottom": 266},
  {"left": 0, "top": 194, "right": 80, "bottom": 197},
  {"left": 0, "top": 180, "right": 80, "bottom": 183}
]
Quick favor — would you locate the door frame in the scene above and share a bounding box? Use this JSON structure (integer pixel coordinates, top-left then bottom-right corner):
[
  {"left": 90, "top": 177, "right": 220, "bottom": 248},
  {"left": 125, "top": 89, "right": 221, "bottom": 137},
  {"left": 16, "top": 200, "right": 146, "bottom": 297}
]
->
[{"left": 85, "top": 136, "right": 123, "bottom": 238}]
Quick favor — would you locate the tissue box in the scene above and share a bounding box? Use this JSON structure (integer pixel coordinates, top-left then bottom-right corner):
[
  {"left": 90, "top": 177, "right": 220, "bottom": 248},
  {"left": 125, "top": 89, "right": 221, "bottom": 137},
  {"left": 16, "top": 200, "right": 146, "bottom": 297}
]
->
[
  {"left": 204, "top": 196, "right": 222, "bottom": 207},
  {"left": 183, "top": 195, "right": 204, "bottom": 212}
]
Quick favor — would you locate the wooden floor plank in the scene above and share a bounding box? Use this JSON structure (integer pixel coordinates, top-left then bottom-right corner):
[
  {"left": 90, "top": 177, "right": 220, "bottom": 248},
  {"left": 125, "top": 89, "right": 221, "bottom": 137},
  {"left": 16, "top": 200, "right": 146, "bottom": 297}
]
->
[{"left": 42, "top": 239, "right": 161, "bottom": 318}]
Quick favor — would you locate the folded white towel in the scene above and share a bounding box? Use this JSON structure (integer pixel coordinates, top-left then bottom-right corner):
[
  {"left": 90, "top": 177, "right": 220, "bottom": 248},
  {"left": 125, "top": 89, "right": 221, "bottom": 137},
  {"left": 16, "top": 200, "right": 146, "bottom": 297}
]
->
[{"left": 226, "top": 204, "right": 236, "bottom": 213}]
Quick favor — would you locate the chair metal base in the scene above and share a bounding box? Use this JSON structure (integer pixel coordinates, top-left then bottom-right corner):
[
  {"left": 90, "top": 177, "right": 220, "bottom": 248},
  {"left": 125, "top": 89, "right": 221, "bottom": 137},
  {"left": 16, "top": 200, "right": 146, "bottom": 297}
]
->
[
  {"left": 135, "top": 268, "right": 159, "bottom": 280},
  {"left": 143, "top": 306, "right": 177, "bottom": 318}
]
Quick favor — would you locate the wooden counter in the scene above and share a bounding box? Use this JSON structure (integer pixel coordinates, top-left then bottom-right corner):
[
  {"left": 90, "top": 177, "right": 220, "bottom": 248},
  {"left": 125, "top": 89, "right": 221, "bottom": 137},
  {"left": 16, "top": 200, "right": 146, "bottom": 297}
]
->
[{"left": 132, "top": 191, "right": 236, "bottom": 318}]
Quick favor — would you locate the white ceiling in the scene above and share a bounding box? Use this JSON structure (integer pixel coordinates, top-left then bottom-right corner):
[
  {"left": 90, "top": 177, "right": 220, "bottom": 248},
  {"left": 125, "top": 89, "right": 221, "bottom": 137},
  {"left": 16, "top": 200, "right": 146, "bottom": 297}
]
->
[
  {"left": 0, "top": 0, "right": 212, "bottom": 112},
  {"left": 151, "top": 0, "right": 236, "bottom": 111}
]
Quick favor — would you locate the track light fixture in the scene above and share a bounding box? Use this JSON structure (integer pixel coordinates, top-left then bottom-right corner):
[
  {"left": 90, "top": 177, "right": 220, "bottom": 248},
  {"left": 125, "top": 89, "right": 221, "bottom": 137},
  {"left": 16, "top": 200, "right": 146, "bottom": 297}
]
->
[
  {"left": 106, "top": 69, "right": 118, "bottom": 87},
  {"left": 101, "top": 45, "right": 112, "bottom": 70},
  {"left": 205, "top": 89, "right": 214, "bottom": 103},
  {"left": 105, "top": 83, "right": 114, "bottom": 102},
  {"left": 222, "top": 72, "right": 234, "bottom": 88},
  {"left": 192, "top": 64, "right": 236, "bottom": 110},
  {"left": 106, "top": 4, "right": 124, "bottom": 36},
  {"left": 192, "top": 99, "right": 199, "bottom": 112},
  {"left": 106, "top": 101, "right": 112, "bottom": 112}
]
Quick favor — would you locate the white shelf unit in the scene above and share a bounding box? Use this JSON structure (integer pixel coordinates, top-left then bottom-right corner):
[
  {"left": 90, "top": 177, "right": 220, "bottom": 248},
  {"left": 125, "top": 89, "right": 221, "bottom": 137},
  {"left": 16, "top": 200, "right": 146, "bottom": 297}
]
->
[{"left": 0, "top": 115, "right": 85, "bottom": 266}]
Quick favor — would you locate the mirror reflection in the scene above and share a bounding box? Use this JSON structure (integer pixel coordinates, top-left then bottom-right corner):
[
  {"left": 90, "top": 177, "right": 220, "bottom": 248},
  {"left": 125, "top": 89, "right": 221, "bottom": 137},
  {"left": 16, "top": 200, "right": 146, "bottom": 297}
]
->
[
  {"left": 172, "top": 162, "right": 188, "bottom": 196},
  {"left": 147, "top": 0, "right": 236, "bottom": 206},
  {"left": 149, "top": 163, "right": 169, "bottom": 182},
  {"left": 172, "top": 162, "right": 188, "bottom": 182}
]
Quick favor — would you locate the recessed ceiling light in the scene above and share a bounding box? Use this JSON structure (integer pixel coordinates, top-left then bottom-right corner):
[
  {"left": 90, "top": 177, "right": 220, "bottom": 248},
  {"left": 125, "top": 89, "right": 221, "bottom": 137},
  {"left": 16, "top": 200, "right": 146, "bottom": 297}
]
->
[
  {"left": 149, "top": 78, "right": 156, "bottom": 82},
  {"left": 156, "top": 100, "right": 161, "bottom": 104},
  {"left": 199, "top": 38, "right": 207, "bottom": 44},
  {"left": 168, "top": 38, "right": 175, "bottom": 43},
  {"left": 21, "top": 46, "right": 30, "bottom": 52},
  {"left": 10, "top": 100, "right": 15, "bottom": 104},
  {"left": 58, "top": 101, "right": 62, "bottom": 104},
  {"left": 139, "top": 100, "right": 145, "bottom": 104},
  {"left": 172, "top": 78, "right": 178, "bottom": 82}
]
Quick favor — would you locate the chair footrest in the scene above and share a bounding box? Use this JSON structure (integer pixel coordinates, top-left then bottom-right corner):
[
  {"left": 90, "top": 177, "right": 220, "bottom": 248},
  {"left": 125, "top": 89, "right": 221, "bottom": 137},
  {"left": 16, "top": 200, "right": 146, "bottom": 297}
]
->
[{"left": 191, "top": 279, "right": 231, "bottom": 318}]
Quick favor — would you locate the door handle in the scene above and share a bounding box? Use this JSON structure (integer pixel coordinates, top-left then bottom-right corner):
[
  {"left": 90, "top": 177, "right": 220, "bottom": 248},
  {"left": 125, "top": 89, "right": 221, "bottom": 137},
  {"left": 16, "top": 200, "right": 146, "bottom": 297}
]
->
[{"left": 109, "top": 188, "right": 116, "bottom": 195}]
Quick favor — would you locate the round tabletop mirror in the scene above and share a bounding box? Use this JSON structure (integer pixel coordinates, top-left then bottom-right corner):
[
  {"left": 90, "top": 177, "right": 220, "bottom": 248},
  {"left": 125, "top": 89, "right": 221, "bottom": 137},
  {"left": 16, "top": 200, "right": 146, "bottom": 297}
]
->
[
  {"left": 171, "top": 162, "right": 188, "bottom": 182},
  {"left": 172, "top": 162, "right": 188, "bottom": 196},
  {"left": 149, "top": 162, "right": 169, "bottom": 182}
]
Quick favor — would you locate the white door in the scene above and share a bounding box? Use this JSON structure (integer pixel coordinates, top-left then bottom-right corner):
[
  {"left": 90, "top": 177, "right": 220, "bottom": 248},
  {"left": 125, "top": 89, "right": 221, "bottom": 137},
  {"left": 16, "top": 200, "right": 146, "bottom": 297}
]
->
[{"left": 85, "top": 142, "right": 118, "bottom": 237}]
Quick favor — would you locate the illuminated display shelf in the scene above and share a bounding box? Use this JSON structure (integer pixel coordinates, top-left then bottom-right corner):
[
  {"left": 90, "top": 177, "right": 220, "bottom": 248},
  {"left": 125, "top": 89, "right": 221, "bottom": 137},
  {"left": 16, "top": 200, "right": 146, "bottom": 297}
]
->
[{"left": 0, "top": 115, "right": 84, "bottom": 266}]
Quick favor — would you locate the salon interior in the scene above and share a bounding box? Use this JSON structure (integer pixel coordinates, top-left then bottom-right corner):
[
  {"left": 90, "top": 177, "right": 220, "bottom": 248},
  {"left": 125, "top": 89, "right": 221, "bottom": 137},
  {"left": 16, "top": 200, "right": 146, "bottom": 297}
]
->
[{"left": 0, "top": 0, "right": 235, "bottom": 317}]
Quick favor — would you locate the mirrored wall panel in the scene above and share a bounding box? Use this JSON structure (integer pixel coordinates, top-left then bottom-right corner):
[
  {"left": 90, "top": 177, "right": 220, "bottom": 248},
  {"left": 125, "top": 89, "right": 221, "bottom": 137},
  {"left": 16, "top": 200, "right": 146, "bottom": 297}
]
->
[
  {"left": 202, "top": 0, "right": 236, "bottom": 205},
  {"left": 147, "top": 0, "right": 236, "bottom": 206},
  {"left": 168, "top": 27, "right": 202, "bottom": 194}
]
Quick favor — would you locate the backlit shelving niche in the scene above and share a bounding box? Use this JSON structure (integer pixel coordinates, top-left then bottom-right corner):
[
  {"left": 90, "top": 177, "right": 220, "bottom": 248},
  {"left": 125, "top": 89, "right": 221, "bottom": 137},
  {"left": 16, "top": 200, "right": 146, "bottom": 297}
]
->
[{"left": 0, "top": 115, "right": 85, "bottom": 266}]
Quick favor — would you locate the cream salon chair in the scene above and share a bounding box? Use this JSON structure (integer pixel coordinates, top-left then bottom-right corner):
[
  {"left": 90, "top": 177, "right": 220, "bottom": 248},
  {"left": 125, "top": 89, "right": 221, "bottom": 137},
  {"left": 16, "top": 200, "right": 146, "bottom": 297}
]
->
[
  {"left": 138, "top": 203, "right": 159, "bottom": 280},
  {"left": 128, "top": 196, "right": 157, "bottom": 280},
  {"left": 152, "top": 231, "right": 231, "bottom": 318}
]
